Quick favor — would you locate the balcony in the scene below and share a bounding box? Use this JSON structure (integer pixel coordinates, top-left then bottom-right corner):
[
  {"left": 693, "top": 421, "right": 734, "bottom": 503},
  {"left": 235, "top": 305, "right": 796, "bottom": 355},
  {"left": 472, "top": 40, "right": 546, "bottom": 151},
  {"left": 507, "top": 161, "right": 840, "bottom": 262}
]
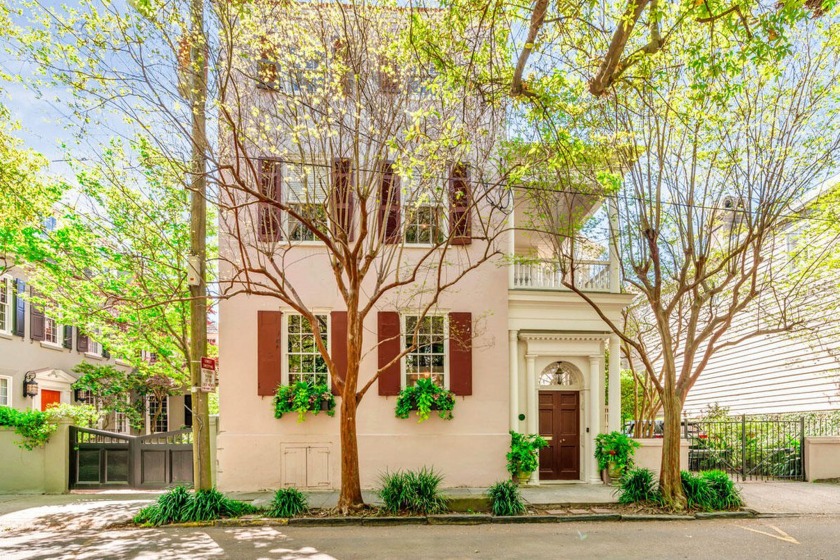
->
[{"left": 511, "top": 258, "right": 614, "bottom": 292}]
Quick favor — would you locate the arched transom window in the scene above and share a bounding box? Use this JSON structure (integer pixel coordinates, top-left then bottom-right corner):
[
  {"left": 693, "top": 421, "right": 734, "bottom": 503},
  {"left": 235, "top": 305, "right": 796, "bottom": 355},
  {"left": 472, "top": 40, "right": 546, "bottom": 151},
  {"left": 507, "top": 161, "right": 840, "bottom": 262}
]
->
[{"left": 539, "top": 361, "right": 581, "bottom": 387}]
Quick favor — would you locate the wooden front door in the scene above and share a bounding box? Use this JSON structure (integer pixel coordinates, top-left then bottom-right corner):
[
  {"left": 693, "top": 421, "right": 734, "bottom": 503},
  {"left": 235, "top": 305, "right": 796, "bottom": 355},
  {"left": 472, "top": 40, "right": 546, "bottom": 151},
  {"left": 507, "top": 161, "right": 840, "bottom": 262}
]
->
[
  {"left": 538, "top": 391, "right": 580, "bottom": 480},
  {"left": 41, "top": 389, "right": 62, "bottom": 412}
]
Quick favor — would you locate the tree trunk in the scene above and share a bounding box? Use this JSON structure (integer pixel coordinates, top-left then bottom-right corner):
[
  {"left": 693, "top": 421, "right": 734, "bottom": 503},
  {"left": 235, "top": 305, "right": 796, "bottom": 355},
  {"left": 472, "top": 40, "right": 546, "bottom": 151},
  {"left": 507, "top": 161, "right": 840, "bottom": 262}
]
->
[
  {"left": 659, "top": 393, "right": 686, "bottom": 509},
  {"left": 337, "top": 377, "right": 364, "bottom": 512}
]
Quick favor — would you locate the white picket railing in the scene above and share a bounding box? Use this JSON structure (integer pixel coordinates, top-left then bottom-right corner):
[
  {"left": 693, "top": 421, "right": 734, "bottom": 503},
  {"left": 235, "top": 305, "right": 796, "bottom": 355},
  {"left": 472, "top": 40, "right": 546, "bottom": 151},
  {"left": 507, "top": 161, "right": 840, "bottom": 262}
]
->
[{"left": 511, "top": 259, "right": 612, "bottom": 292}]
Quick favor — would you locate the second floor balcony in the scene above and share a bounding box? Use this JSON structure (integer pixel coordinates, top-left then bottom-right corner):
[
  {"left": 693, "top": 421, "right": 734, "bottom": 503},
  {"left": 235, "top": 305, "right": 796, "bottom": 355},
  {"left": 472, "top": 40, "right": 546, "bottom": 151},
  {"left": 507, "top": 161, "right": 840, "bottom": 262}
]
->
[{"left": 511, "top": 258, "right": 614, "bottom": 292}]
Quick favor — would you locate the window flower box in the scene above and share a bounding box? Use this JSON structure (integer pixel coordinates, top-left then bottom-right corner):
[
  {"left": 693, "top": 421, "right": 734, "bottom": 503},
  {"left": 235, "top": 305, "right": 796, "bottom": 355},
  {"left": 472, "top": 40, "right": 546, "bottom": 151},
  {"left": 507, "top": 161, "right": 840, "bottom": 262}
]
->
[
  {"left": 395, "top": 378, "right": 455, "bottom": 423},
  {"left": 273, "top": 381, "right": 335, "bottom": 423}
]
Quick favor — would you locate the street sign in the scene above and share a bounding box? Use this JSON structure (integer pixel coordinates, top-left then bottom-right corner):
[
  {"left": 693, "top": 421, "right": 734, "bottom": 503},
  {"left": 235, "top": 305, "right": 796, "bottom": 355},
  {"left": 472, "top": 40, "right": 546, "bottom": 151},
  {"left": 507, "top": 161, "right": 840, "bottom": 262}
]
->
[{"left": 200, "top": 357, "right": 217, "bottom": 392}]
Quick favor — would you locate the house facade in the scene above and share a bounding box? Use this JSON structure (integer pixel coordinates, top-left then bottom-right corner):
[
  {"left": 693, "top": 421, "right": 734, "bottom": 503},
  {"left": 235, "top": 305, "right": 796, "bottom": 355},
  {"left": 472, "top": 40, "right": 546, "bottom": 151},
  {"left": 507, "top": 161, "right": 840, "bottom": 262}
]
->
[{"left": 215, "top": 4, "right": 632, "bottom": 491}]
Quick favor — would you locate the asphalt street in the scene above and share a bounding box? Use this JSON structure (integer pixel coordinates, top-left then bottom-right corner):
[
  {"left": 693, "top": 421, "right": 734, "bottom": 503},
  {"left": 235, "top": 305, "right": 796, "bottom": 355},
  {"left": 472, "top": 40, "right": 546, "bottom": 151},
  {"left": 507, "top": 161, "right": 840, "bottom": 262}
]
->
[{"left": 2, "top": 515, "right": 839, "bottom": 559}]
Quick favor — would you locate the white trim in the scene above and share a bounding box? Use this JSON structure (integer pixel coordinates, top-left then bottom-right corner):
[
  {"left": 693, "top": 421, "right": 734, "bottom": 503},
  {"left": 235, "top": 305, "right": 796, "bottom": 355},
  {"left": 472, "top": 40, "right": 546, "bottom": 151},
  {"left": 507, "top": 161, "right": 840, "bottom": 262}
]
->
[
  {"left": 282, "top": 311, "right": 331, "bottom": 386},
  {"left": 400, "top": 313, "right": 450, "bottom": 390},
  {"left": 0, "top": 375, "right": 11, "bottom": 407},
  {"left": 40, "top": 341, "right": 66, "bottom": 352},
  {"left": 146, "top": 395, "right": 170, "bottom": 434},
  {"left": 0, "top": 275, "right": 12, "bottom": 335}
]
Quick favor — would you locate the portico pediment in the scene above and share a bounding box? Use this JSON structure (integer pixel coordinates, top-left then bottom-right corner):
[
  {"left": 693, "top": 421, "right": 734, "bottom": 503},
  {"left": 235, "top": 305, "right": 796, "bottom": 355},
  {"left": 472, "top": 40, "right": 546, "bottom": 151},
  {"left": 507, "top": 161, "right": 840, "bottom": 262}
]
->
[{"left": 519, "top": 332, "right": 607, "bottom": 357}]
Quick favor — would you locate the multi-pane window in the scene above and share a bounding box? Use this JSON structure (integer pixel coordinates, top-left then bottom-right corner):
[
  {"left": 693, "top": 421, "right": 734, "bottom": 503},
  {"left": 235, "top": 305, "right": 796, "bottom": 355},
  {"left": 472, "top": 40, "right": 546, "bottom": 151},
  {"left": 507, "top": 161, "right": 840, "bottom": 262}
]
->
[
  {"left": 88, "top": 329, "right": 102, "bottom": 356},
  {"left": 0, "top": 276, "right": 10, "bottom": 333},
  {"left": 44, "top": 317, "right": 59, "bottom": 345},
  {"left": 287, "top": 314, "right": 329, "bottom": 385},
  {"left": 0, "top": 376, "right": 10, "bottom": 407},
  {"left": 286, "top": 163, "right": 329, "bottom": 241},
  {"left": 148, "top": 396, "right": 169, "bottom": 434},
  {"left": 404, "top": 315, "right": 446, "bottom": 387},
  {"left": 405, "top": 204, "right": 444, "bottom": 245}
]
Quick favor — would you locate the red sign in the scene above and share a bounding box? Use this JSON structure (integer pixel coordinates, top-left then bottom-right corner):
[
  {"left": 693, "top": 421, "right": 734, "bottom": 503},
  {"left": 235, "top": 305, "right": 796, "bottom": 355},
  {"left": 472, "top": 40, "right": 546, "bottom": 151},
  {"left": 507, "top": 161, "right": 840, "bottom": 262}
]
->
[{"left": 200, "top": 357, "right": 217, "bottom": 392}]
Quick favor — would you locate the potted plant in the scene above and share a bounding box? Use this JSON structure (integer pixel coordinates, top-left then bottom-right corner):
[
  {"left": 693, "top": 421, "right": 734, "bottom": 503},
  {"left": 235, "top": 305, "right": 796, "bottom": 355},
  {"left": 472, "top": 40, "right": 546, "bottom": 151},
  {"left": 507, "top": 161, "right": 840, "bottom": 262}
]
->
[
  {"left": 506, "top": 431, "right": 548, "bottom": 484},
  {"left": 594, "top": 431, "right": 640, "bottom": 482},
  {"left": 273, "top": 381, "right": 336, "bottom": 423},
  {"left": 395, "top": 378, "right": 456, "bottom": 422}
]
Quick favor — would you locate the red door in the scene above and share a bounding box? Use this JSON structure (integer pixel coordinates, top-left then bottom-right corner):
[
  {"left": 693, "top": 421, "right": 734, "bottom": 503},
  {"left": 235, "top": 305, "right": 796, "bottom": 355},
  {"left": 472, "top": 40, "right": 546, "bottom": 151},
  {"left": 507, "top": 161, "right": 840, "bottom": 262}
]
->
[
  {"left": 40, "top": 389, "right": 62, "bottom": 412},
  {"left": 538, "top": 391, "right": 580, "bottom": 480}
]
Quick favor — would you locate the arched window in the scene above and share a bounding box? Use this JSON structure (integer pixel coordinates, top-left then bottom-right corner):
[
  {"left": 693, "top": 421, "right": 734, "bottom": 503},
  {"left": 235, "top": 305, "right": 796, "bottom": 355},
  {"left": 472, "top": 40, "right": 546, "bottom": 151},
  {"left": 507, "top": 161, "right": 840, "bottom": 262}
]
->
[{"left": 539, "top": 361, "right": 581, "bottom": 387}]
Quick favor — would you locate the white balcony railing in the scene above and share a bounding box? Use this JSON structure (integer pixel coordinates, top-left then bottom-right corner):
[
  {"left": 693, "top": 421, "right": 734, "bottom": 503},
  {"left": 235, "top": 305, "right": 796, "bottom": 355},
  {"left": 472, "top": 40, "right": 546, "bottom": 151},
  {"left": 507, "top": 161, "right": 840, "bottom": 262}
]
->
[{"left": 511, "top": 259, "right": 612, "bottom": 292}]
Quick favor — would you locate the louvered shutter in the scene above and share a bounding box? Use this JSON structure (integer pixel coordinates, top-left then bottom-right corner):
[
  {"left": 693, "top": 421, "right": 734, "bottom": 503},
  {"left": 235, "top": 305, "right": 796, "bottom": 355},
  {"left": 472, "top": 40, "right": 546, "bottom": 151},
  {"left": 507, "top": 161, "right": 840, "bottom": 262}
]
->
[
  {"left": 448, "top": 312, "right": 473, "bottom": 396},
  {"left": 448, "top": 163, "right": 472, "bottom": 245},
  {"left": 13, "top": 279, "right": 25, "bottom": 336},
  {"left": 258, "top": 159, "right": 283, "bottom": 242},
  {"left": 63, "top": 325, "right": 73, "bottom": 349},
  {"left": 257, "top": 310, "right": 283, "bottom": 396},
  {"left": 379, "top": 162, "right": 401, "bottom": 243},
  {"left": 330, "top": 311, "right": 347, "bottom": 396},
  {"left": 29, "top": 288, "right": 44, "bottom": 341},
  {"left": 77, "top": 330, "right": 89, "bottom": 352},
  {"left": 377, "top": 311, "right": 401, "bottom": 396}
]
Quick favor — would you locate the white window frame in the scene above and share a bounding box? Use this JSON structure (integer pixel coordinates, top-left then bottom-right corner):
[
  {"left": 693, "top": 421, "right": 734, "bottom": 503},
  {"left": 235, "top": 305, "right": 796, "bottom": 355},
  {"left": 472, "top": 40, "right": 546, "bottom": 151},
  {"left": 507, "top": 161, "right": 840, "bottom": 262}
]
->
[
  {"left": 146, "top": 395, "right": 169, "bottom": 434},
  {"left": 0, "top": 375, "right": 11, "bottom": 407},
  {"left": 0, "top": 275, "right": 12, "bottom": 335},
  {"left": 43, "top": 316, "right": 61, "bottom": 346},
  {"left": 283, "top": 312, "right": 331, "bottom": 387},
  {"left": 283, "top": 161, "right": 330, "bottom": 244},
  {"left": 401, "top": 173, "right": 447, "bottom": 247},
  {"left": 87, "top": 328, "right": 103, "bottom": 357},
  {"left": 400, "top": 314, "right": 449, "bottom": 390}
]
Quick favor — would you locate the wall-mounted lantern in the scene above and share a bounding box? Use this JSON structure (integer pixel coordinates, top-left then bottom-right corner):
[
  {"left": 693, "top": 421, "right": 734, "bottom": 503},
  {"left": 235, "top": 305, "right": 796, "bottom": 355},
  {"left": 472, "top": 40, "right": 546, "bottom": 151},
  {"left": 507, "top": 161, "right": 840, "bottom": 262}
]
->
[{"left": 23, "top": 371, "right": 39, "bottom": 398}]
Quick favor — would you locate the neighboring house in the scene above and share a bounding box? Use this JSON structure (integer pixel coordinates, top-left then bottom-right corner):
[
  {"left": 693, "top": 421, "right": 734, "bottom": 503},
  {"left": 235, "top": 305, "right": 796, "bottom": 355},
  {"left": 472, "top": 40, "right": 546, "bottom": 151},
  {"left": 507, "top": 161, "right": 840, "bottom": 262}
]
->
[
  {"left": 683, "top": 179, "right": 840, "bottom": 417},
  {"left": 215, "top": 5, "right": 633, "bottom": 491}
]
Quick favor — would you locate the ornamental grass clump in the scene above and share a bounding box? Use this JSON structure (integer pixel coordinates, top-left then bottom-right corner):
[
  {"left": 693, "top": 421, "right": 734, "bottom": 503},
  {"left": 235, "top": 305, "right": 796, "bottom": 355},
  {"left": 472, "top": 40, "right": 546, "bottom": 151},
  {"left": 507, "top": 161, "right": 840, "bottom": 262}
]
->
[
  {"left": 680, "top": 471, "right": 716, "bottom": 511},
  {"left": 378, "top": 467, "right": 448, "bottom": 514},
  {"left": 273, "top": 381, "right": 335, "bottom": 422},
  {"left": 266, "top": 488, "right": 308, "bottom": 518},
  {"left": 701, "top": 470, "right": 743, "bottom": 510},
  {"left": 133, "top": 486, "right": 257, "bottom": 525},
  {"left": 394, "top": 378, "right": 455, "bottom": 422},
  {"left": 617, "top": 468, "right": 661, "bottom": 505},
  {"left": 487, "top": 480, "right": 526, "bottom": 516}
]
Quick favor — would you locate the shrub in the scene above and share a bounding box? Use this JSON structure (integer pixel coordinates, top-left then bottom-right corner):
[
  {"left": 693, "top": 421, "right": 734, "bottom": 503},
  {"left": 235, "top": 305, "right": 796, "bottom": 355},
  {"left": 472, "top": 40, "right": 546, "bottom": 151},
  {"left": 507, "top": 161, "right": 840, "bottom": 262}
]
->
[
  {"left": 0, "top": 406, "right": 56, "bottom": 450},
  {"left": 617, "top": 468, "right": 661, "bottom": 505},
  {"left": 273, "top": 381, "right": 335, "bottom": 422},
  {"left": 133, "top": 486, "right": 257, "bottom": 526},
  {"left": 594, "top": 431, "right": 640, "bottom": 473},
  {"left": 701, "top": 470, "right": 743, "bottom": 510},
  {"left": 394, "top": 378, "right": 455, "bottom": 422},
  {"left": 487, "top": 480, "right": 526, "bottom": 516},
  {"left": 378, "top": 467, "right": 448, "bottom": 514},
  {"left": 266, "top": 488, "right": 308, "bottom": 518},
  {"left": 44, "top": 403, "right": 101, "bottom": 427},
  {"left": 506, "top": 431, "right": 548, "bottom": 476},
  {"left": 680, "top": 471, "right": 715, "bottom": 511}
]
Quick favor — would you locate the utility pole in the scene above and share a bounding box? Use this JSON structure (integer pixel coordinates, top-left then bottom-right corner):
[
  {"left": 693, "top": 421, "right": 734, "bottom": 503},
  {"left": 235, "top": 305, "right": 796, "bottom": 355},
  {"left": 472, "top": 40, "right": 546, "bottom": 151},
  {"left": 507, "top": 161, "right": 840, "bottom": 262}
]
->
[{"left": 188, "top": 0, "right": 211, "bottom": 491}]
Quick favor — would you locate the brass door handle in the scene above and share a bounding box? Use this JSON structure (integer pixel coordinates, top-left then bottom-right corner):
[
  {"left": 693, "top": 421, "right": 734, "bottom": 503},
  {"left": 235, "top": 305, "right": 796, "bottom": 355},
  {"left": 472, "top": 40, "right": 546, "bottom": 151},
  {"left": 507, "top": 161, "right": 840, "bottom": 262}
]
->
[{"left": 544, "top": 436, "right": 553, "bottom": 441}]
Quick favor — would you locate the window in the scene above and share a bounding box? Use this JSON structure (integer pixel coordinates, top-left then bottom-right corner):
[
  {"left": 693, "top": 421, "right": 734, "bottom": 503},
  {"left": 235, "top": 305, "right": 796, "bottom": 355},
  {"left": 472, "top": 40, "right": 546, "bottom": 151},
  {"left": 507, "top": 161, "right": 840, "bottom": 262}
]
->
[
  {"left": 0, "top": 376, "right": 10, "bottom": 407},
  {"left": 286, "top": 314, "right": 329, "bottom": 385},
  {"left": 0, "top": 276, "right": 11, "bottom": 334},
  {"left": 403, "top": 315, "right": 447, "bottom": 387},
  {"left": 288, "top": 56, "right": 322, "bottom": 94},
  {"left": 88, "top": 328, "right": 102, "bottom": 356},
  {"left": 44, "top": 317, "right": 59, "bottom": 345},
  {"left": 148, "top": 396, "right": 169, "bottom": 434},
  {"left": 285, "top": 162, "right": 329, "bottom": 242},
  {"left": 405, "top": 204, "right": 444, "bottom": 245}
]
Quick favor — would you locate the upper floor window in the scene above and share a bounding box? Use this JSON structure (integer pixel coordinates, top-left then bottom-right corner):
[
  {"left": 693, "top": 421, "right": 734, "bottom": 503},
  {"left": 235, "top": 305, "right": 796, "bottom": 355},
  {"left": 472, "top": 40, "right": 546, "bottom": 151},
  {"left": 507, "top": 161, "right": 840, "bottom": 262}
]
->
[
  {"left": 0, "top": 276, "right": 11, "bottom": 334},
  {"left": 44, "top": 316, "right": 59, "bottom": 345},
  {"left": 286, "top": 314, "right": 329, "bottom": 385},
  {"left": 403, "top": 315, "right": 447, "bottom": 388},
  {"left": 256, "top": 47, "right": 280, "bottom": 90},
  {"left": 285, "top": 162, "right": 329, "bottom": 242},
  {"left": 404, "top": 183, "right": 445, "bottom": 245}
]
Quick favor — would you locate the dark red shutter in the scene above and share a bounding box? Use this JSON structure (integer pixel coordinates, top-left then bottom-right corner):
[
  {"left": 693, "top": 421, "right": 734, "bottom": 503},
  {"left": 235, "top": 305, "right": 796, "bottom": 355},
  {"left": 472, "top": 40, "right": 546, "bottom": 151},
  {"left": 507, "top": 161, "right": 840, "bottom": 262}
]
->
[
  {"left": 257, "top": 310, "right": 283, "bottom": 396},
  {"left": 29, "top": 288, "right": 44, "bottom": 341},
  {"left": 330, "top": 310, "right": 347, "bottom": 396},
  {"left": 377, "top": 311, "right": 401, "bottom": 396},
  {"left": 332, "top": 158, "right": 354, "bottom": 241},
  {"left": 449, "top": 312, "right": 472, "bottom": 396},
  {"left": 449, "top": 163, "right": 472, "bottom": 245},
  {"left": 77, "top": 330, "right": 89, "bottom": 352},
  {"left": 13, "top": 279, "right": 25, "bottom": 337},
  {"left": 258, "top": 159, "right": 282, "bottom": 242},
  {"left": 379, "top": 162, "right": 401, "bottom": 243}
]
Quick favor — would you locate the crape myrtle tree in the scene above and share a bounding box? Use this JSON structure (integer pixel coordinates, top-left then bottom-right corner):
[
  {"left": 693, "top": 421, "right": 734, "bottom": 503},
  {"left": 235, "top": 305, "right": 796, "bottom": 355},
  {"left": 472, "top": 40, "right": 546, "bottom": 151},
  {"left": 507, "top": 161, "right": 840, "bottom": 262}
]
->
[
  {"left": 521, "top": 14, "right": 840, "bottom": 506},
  {"left": 214, "top": 3, "right": 510, "bottom": 512}
]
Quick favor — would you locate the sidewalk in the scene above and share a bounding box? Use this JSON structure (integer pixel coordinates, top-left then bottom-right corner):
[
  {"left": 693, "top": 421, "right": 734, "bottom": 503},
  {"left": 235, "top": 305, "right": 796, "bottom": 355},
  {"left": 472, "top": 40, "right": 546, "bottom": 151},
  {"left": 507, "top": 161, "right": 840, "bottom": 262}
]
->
[{"left": 738, "top": 481, "right": 840, "bottom": 515}]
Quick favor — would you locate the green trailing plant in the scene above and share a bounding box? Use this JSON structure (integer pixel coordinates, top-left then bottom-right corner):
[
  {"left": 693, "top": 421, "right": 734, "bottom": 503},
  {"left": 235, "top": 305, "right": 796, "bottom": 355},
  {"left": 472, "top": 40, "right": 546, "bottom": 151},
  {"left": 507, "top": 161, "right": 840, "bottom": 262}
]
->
[
  {"left": 594, "top": 431, "right": 641, "bottom": 473},
  {"left": 273, "top": 381, "right": 335, "bottom": 423},
  {"left": 505, "top": 431, "right": 548, "bottom": 477},
  {"left": 132, "top": 486, "right": 257, "bottom": 526},
  {"left": 701, "top": 470, "right": 743, "bottom": 510},
  {"left": 43, "top": 403, "right": 101, "bottom": 427},
  {"left": 0, "top": 406, "right": 56, "bottom": 450},
  {"left": 680, "top": 471, "right": 715, "bottom": 511},
  {"left": 617, "top": 468, "right": 661, "bottom": 505},
  {"left": 394, "top": 378, "right": 455, "bottom": 422},
  {"left": 266, "top": 487, "right": 309, "bottom": 518},
  {"left": 487, "top": 480, "right": 526, "bottom": 516},
  {"left": 378, "top": 467, "right": 448, "bottom": 514}
]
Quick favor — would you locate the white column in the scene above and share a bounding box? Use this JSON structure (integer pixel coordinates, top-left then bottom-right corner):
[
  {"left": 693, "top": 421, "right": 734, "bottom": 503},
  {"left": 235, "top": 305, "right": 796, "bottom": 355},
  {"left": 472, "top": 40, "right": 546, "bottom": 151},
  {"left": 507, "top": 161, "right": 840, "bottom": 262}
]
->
[
  {"left": 608, "top": 196, "right": 620, "bottom": 293},
  {"left": 588, "top": 355, "right": 602, "bottom": 483},
  {"left": 608, "top": 334, "right": 621, "bottom": 432},
  {"left": 508, "top": 190, "right": 516, "bottom": 289},
  {"left": 509, "top": 330, "right": 519, "bottom": 431},
  {"left": 525, "top": 354, "right": 538, "bottom": 484}
]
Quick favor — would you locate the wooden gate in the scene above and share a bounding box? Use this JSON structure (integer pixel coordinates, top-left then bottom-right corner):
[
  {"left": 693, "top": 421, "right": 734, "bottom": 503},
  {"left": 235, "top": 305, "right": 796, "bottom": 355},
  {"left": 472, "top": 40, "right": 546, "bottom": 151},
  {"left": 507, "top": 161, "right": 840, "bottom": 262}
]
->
[{"left": 70, "top": 427, "right": 193, "bottom": 489}]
